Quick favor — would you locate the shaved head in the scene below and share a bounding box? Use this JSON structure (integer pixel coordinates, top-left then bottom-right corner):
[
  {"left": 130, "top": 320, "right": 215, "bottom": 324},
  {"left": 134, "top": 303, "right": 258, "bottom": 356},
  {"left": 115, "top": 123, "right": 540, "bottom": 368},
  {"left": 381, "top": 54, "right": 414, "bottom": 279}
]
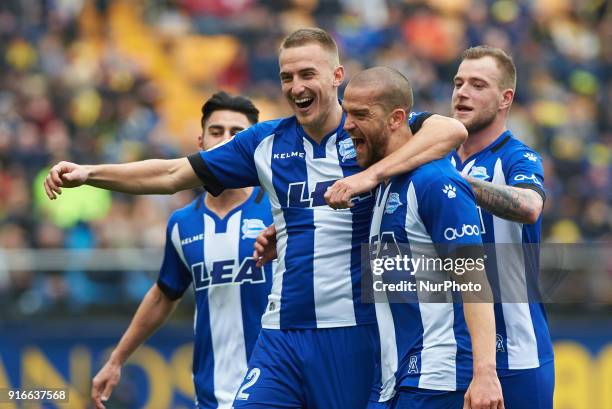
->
[{"left": 347, "top": 67, "right": 413, "bottom": 115}]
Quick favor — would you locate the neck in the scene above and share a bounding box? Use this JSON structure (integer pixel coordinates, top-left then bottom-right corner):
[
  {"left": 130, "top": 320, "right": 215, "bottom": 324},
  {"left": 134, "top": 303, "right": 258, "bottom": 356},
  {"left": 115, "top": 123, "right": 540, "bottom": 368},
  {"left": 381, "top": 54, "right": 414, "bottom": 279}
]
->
[
  {"left": 204, "top": 187, "right": 253, "bottom": 218},
  {"left": 458, "top": 117, "right": 507, "bottom": 161},
  {"left": 385, "top": 126, "right": 412, "bottom": 158},
  {"left": 303, "top": 99, "right": 343, "bottom": 143}
]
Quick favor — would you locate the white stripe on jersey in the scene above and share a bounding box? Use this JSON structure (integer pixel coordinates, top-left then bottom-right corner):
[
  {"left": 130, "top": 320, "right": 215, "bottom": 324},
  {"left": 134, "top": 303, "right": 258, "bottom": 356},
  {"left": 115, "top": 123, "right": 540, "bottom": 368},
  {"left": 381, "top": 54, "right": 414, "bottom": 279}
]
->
[
  {"left": 405, "top": 183, "right": 458, "bottom": 391},
  {"left": 303, "top": 135, "right": 356, "bottom": 327},
  {"left": 491, "top": 159, "right": 539, "bottom": 369},
  {"left": 372, "top": 184, "right": 398, "bottom": 402},
  {"left": 255, "top": 134, "right": 286, "bottom": 329},
  {"left": 170, "top": 224, "right": 189, "bottom": 268},
  {"left": 204, "top": 212, "right": 249, "bottom": 407}
]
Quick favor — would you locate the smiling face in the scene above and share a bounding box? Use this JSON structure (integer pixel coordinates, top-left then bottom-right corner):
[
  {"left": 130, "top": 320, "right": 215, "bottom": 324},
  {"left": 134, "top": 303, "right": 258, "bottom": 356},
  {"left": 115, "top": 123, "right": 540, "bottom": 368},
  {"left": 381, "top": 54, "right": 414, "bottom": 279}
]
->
[
  {"left": 279, "top": 43, "right": 344, "bottom": 136},
  {"left": 342, "top": 84, "right": 389, "bottom": 169},
  {"left": 452, "top": 56, "right": 512, "bottom": 134},
  {"left": 199, "top": 109, "right": 252, "bottom": 150}
]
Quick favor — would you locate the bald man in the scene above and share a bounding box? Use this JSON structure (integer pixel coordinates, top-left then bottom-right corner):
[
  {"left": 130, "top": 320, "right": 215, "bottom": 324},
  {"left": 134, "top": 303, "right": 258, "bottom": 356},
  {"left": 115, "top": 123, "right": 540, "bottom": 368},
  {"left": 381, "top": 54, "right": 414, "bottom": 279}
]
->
[{"left": 342, "top": 67, "right": 504, "bottom": 409}]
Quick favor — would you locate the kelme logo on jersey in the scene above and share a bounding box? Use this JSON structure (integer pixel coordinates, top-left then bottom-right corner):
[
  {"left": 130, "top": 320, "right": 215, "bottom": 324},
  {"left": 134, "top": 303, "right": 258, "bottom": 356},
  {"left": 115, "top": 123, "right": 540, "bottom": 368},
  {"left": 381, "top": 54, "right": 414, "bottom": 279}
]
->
[
  {"left": 468, "top": 166, "right": 490, "bottom": 181},
  {"left": 513, "top": 173, "right": 542, "bottom": 186},
  {"left": 191, "top": 257, "right": 265, "bottom": 291},
  {"left": 444, "top": 224, "right": 480, "bottom": 241},
  {"left": 242, "top": 219, "right": 266, "bottom": 239},
  {"left": 338, "top": 138, "right": 356, "bottom": 162},
  {"left": 384, "top": 193, "right": 402, "bottom": 214},
  {"left": 524, "top": 152, "right": 538, "bottom": 162}
]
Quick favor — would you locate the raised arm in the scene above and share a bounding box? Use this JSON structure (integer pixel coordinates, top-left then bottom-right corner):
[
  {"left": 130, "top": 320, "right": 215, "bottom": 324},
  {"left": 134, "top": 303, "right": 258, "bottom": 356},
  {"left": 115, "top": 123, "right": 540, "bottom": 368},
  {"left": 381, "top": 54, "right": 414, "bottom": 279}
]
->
[
  {"left": 325, "top": 115, "right": 467, "bottom": 208},
  {"left": 466, "top": 176, "right": 544, "bottom": 225},
  {"left": 91, "top": 284, "right": 179, "bottom": 409},
  {"left": 44, "top": 158, "right": 201, "bottom": 199}
]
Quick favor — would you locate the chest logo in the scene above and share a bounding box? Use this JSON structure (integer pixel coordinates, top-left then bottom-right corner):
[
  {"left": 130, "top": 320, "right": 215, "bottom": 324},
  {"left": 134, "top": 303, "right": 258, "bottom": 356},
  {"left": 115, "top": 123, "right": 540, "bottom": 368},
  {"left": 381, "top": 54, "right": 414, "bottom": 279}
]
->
[
  {"left": 442, "top": 184, "right": 457, "bottom": 199},
  {"left": 384, "top": 192, "right": 403, "bottom": 214},
  {"left": 338, "top": 138, "right": 357, "bottom": 162},
  {"left": 242, "top": 219, "right": 267, "bottom": 239},
  {"left": 468, "top": 166, "right": 490, "bottom": 181}
]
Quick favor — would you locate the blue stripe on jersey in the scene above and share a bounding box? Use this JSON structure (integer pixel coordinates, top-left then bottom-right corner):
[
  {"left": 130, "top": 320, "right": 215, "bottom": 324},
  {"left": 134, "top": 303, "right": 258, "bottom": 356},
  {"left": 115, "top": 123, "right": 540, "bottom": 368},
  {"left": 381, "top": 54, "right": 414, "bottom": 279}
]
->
[
  {"left": 269, "top": 124, "right": 317, "bottom": 327},
  {"left": 158, "top": 188, "right": 273, "bottom": 408},
  {"left": 450, "top": 130, "right": 554, "bottom": 371}
]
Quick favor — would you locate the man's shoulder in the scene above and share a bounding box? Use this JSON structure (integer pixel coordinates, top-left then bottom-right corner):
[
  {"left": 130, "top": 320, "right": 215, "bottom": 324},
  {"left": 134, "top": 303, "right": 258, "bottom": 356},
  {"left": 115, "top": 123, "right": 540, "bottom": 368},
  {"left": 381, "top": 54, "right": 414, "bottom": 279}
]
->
[
  {"left": 496, "top": 132, "right": 541, "bottom": 161},
  {"left": 249, "top": 116, "right": 296, "bottom": 140},
  {"left": 410, "top": 158, "right": 463, "bottom": 185},
  {"left": 168, "top": 196, "right": 205, "bottom": 227}
]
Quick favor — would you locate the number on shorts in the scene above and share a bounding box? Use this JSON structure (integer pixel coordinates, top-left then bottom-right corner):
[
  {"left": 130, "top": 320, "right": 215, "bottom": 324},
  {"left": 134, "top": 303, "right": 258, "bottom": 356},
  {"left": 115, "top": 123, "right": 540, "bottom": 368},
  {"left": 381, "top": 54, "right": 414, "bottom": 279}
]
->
[{"left": 235, "top": 367, "right": 261, "bottom": 401}]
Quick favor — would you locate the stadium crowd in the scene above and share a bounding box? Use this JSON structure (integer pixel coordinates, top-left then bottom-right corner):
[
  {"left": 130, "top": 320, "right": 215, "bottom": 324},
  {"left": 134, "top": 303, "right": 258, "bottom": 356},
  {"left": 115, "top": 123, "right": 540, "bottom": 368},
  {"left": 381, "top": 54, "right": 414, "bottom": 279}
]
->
[{"left": 0, "top": 0, "right": 609, "bottom": 313}]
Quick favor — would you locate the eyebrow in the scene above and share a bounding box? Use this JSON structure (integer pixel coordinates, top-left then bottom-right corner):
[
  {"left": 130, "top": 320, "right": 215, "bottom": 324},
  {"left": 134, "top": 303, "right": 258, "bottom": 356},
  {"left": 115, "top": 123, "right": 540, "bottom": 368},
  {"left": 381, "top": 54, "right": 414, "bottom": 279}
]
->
[
  {"left": 207, "top": 125, "right": 246, "bottom": 131},
  {"left": 280, "top": 67, "right": 318, "bottom": 77}
]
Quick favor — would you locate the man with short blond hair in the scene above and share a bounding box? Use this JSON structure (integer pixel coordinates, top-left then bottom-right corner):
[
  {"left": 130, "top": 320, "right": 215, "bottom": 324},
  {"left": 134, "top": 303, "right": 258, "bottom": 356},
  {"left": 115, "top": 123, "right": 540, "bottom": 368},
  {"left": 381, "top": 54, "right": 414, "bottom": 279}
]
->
[{"left": 449, "top": 45, "right": 554, "bottom": 408}]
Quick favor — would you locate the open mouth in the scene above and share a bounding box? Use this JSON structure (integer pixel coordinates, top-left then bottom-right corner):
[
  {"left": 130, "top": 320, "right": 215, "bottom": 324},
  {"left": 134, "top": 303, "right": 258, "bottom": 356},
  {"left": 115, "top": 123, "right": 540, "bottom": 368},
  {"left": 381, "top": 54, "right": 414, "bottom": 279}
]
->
[
  {"left": 295, "top": 97, "right": 314, "bottom": 109},
  {"left": 455, "top": 104, "right": 473, "bottom": 113},
  {"left": 351, "top": 136, "right": 366, "bottom": 153}
]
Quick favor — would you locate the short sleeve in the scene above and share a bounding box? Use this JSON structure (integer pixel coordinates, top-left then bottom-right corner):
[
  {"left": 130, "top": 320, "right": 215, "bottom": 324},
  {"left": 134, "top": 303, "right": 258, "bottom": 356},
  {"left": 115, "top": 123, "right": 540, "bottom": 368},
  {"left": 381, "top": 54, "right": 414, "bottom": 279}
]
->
[
  {"left": 505, "top": 147, "right": 546, "bottom": 201},
  {"left": 157, "top": 217, "right": 192, "bottom": 300},
  {"left": 408, "top": 111, "right": 433, "bottom": 134},
  {"left": 416, "top": 175, "right": 483, "bottom": 248},
  {"left": 188, "top": 126, "right": 261, "bottom": 196}
]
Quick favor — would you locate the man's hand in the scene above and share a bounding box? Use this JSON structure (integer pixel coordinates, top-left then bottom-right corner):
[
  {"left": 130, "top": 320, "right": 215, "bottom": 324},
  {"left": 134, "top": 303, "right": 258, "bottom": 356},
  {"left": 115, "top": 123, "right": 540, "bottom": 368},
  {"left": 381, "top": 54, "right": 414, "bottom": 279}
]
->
[
  {"left": 324, "top": 170, "right": 378, "bottom": 209},
  {"left": 91, "top": 360, "right": 122, "bottom": 409},
  {"left": 44, "top": 161, "right": 90, "bottom": 199},
  {"left": 463, "top": 368, "right": 504, "bottom": 409},
  {"left": 253, "top": 225, "right": 277, "bottom": 267}
]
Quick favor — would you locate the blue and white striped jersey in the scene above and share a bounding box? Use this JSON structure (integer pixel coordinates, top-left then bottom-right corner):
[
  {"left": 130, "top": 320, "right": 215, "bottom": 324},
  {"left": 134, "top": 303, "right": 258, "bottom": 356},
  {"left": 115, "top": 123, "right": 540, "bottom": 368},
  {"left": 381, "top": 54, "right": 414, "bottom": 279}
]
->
[
  {"left": 370, "top": 158, "right": 481, "bottom": 401},
  {"left": 449, "top": 129, "right": 554, "bottom": 370},
  {"left": 156, "top": 188, "right": 274, "bottom": 409},
  {"left": 188, "top": 114, "right": 377, "bottom": 329}
]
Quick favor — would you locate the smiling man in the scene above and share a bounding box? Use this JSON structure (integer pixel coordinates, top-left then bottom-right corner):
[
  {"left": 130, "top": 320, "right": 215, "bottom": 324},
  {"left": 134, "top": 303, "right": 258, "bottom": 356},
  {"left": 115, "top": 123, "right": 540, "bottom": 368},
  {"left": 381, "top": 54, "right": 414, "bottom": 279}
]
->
[
  {"left": 342, "top": 66, "right": 503, "bottom": 409},
  {"left": 43, "top": 28, "right": 467, "bottom": 409}
]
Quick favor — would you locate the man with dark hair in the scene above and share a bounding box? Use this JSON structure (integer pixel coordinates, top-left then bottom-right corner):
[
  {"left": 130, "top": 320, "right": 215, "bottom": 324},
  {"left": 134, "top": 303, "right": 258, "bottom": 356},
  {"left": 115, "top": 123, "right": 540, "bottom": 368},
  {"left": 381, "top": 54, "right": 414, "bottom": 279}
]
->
[
  {"left": 448, "top": 45, "right": 554, "bottom": 409},
  {"left": 46, "top": 27, "right": 467, "bottom": 409},
  {"left": 343, "top": 66, "right": 503, "bottom": 409},
  {"left": 90, "top": 92, "right": 274, "bottom": 409}
]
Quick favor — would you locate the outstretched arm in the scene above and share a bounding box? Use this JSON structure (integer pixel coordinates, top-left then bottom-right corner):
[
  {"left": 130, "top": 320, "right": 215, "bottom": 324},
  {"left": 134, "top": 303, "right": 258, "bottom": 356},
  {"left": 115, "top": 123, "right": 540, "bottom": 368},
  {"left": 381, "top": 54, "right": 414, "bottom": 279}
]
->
[
  {"left": 466, "top": 176, "right": 543, "bottom": 224},
  {"left": 91, "top": 284, "right": 179, "bottom": 409},
  {"left": 325, "top": 115, "right": 467, "bottom": 208},
  {"left": 44, "top": 158, "right": 201, "bottom": 199}
]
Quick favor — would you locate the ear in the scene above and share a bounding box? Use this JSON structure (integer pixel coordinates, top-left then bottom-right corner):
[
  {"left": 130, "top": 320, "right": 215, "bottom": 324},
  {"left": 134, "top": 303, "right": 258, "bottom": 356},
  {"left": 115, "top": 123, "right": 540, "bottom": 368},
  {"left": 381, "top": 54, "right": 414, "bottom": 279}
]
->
[
  {"left": 388, "top": 108, "right": 407, "bottom": 131},
  {"left": 197, "top": 133, "right": 205, "bottom": 150},
  {"left": 332, "top": 65, "right": 345, "bottom": 88},
  {"left": 500, "top": 88, "right": 514, "bottom": 111}
]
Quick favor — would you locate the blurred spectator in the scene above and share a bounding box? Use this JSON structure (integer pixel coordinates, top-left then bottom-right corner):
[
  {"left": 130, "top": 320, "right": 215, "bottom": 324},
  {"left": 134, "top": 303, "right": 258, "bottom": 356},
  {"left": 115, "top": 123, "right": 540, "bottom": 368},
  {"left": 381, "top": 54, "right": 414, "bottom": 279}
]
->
[{"left": 0, "top": 0, "right": 609, "bottom": 312}]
